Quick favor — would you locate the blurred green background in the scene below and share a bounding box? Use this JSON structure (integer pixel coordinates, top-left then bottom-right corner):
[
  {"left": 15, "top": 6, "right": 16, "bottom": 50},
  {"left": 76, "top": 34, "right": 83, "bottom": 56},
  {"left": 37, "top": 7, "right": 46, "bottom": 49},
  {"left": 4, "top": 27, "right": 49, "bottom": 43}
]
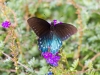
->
[{"left": 0, "top": 0, "right": 100, "bottom": 75}]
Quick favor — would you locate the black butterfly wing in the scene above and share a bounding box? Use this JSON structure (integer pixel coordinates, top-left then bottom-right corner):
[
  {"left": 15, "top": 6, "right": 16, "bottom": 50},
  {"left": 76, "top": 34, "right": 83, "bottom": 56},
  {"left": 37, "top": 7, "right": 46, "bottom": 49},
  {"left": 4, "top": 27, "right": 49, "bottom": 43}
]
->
[
  {"left": 54, "top": 23, "right": 77, "bottom": 41},
  {"left": 27, "top": 17, "right": 50, "bottom": 37}
]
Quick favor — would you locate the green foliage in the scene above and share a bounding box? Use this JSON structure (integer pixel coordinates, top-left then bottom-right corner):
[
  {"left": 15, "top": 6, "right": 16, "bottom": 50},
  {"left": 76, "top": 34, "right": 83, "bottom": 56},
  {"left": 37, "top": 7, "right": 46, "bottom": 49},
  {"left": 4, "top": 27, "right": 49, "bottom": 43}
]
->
[
  {"left": 0, "top": 0, "right": 100, "bottom": 75},
  {"left": 70, "top": 59, "right": 79, "bottom": 71}
]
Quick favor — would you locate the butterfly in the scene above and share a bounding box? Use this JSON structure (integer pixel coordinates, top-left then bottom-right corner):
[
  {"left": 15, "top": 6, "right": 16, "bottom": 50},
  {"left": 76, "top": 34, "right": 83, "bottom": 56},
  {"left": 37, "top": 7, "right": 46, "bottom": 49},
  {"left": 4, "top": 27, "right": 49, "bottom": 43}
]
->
[{"left": 27, "top": 17, "right": 77, "bottom": 54}]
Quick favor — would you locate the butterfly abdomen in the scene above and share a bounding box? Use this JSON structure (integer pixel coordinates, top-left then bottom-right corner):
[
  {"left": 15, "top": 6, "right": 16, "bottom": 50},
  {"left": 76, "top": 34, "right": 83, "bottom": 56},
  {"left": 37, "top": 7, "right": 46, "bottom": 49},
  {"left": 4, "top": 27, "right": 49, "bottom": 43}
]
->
[{"left": 50, "top": 22, "right": 55, "bottom": 31}]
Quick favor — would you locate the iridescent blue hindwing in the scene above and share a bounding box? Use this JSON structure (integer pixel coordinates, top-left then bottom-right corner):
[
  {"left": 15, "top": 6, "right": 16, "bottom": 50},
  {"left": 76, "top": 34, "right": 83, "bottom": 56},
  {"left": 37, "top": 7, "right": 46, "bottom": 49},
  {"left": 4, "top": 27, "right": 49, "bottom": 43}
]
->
[
  {"left": 38, "top": 34, "right": 51, "bottom": 52},
  {"left": 50, "top": 33, "right": 62, "bottom": 54},
  {"left": 38, "top": 32, "right": 62, "bottom": 54}
]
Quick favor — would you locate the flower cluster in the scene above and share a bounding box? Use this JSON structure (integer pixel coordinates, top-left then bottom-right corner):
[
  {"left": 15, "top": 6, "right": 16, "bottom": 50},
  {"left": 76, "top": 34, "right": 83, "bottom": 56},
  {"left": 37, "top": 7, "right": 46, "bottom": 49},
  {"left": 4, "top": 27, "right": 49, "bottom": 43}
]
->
[
  {"left": 45, "top": 71, "right": 53, "bottom": 75},
  {"left": 47, "top": 71, "right": 53, "bottom": 75},
  {"left": 1, "top": 21, "right": 11, "bottom": 28},
  {"left": 53, "top": 20, "right": 57, "bottom": 25},
  {"left": 53, "top": 20, "right": 62, "bottom": 25},
  {"left": 42, "top": 52, "right": 60, "bottom": 66}
]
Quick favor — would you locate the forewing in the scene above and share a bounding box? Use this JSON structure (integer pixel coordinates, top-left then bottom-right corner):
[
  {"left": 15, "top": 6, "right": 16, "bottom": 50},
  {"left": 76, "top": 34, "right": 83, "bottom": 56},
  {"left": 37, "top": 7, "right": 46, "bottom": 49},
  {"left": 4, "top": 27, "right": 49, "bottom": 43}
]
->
[
  {"left": 27, "top": 17, "right": 50, "bottom": 37},
  {"left": 54, "top": 23, "right": 77, "bottom": 41}
]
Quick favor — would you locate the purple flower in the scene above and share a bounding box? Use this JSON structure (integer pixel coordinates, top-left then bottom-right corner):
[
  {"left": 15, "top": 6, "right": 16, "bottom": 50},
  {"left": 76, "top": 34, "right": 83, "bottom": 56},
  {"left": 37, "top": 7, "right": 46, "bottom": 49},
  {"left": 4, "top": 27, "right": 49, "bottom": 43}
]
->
[
  {"left": 53, "top": 20, "right": 62, "bottom": 26},
  {"left": 2, "top": 21, "right": 11, "bottom": 28},
  {"left": 46, "top": 57, "right": 58, "bottom": 66},
  {"left": 42, "top": 52, "right": 60, "bottom": 66},
  {"left": 42, "top": 52, "right": 52, "bottom": 59},
  {"left": 53, "top": 55, "right": 60, "bottom": 62},
  {"left": 45, "top": 71, "right": 53, "bottom": 75},
  {"left": 46, "top": 55, "right": 60, "bottom": 66},
  {"left": 47, "top": 71, "right": 53, "bottom": 75},
  {"left": 53, "top": 20, "right": 57, "bottom": 25},
  {"left": 59, "top": 22, "right": 62, "bottom": 24}
]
